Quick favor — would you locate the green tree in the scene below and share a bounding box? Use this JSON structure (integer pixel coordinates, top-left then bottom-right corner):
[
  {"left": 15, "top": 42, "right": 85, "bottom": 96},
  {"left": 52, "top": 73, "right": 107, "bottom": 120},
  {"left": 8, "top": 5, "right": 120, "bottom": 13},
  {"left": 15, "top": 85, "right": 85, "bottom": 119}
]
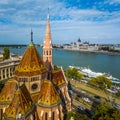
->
[
  {"left": 116, "top": 90, "right": 120, "bottom": 97},
  {"left": 89, "top": 75, "right": 112, "bottom": 101},
  {"left": 89, "top": 75, "right": 112, "bottom": 89},
  {"left": 65, "top": 110, "right": 89, "bottom": 120},
  {"left": 76, "top": 72, "right": 84, "bottom": 80},
  {"left": 93, "top": 103, "right": 120, "bottom": 120},
  {"left": 65, "top": 68, "right": 73, "bottom": 78},
  {"left": 65, "top": 67, "right": 84, "bottom": 80},
  {"left": 3, "top": 47, "right": 10, "bottom": 60}
]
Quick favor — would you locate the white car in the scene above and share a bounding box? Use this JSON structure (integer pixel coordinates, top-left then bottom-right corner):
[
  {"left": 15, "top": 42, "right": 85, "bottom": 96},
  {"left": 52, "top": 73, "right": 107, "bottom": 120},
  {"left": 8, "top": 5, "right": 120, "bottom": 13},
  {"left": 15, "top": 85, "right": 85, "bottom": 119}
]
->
[{"left": 82, "top": 97, "right": 91, "bottom": 103}]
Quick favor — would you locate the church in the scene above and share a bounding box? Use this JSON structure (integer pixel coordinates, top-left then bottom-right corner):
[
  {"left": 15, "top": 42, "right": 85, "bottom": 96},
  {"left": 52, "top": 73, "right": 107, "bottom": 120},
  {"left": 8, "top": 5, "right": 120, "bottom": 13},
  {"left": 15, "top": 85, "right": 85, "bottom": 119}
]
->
[{"left": 0, "top": 10, "right": 71, "bottom": 120}]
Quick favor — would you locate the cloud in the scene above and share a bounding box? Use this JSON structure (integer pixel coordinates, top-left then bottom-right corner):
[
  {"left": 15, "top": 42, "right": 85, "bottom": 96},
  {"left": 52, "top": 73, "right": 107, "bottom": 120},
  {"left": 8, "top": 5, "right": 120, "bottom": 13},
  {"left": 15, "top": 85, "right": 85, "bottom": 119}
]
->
[
  {"left": 107, "top": 0, "right": 120, "bottom": 4},
  {"left": 0, "top": 0, "right": 120, "bottom": 44}
]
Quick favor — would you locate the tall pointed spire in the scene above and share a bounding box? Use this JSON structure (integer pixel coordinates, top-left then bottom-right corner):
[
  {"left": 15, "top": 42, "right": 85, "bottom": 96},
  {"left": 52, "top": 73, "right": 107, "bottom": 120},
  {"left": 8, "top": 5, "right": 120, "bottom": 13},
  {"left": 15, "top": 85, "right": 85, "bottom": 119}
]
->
[{"left": 43, "top": 8, "right": 53, "bottom": 70}]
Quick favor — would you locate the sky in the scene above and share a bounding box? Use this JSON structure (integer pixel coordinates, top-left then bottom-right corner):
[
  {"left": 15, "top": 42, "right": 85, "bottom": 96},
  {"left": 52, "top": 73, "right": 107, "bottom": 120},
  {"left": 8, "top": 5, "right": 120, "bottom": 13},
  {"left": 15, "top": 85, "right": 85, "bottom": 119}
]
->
[{"left": 0, "top": 0, "right": 120, "bottom": 45}]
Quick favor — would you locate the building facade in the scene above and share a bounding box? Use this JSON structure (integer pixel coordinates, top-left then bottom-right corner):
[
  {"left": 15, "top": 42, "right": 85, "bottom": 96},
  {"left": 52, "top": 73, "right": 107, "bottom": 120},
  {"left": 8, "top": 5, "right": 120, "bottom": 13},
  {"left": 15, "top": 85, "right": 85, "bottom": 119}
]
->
[{"left": 0, "top": 59, "right": 20, "bottom": 82}]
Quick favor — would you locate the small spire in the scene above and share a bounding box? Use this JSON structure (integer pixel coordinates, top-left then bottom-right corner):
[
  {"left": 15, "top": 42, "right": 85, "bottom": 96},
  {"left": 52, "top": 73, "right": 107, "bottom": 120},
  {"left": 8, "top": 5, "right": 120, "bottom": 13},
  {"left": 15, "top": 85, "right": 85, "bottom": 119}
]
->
[
  {"left": 30, "top": 29, "right": 33, "bottom": 45},
  {"left": 47, "top": 8, "right": 50, "bottom": 20},
  {"left": 31, "top": 29, "right": 33, "bottom": 43}
]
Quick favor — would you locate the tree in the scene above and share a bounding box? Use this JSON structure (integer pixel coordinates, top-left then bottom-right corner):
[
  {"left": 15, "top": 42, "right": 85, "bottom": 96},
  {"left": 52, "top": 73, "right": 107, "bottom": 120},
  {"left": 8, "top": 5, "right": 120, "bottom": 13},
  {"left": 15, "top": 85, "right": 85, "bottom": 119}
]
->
[
  {"left": 65, "top": 110, "right": 89, "bottom": 120},
  {"left": 89, "top": 75, "right": 112, "bottom": 101},
  {"left": 89, "top": 75, "right": 112, "bottom": 89},
  {"left": 3, "top": 47, "right": 10, "bottom": 60},
  {"left": 65, "top": 68, "right": 73, "bottom": 78},
  {"left": 116, "top": 90, "right": 120, "bottom": 97},
  {"left": 76, "top": 72, "right": 84, "bottom": 80},
  {"left": 65, "top": 67, "right": 84, "bottom": 80},
  {"left": 93, "top": 103, "right": 120, "bottom": 120}
]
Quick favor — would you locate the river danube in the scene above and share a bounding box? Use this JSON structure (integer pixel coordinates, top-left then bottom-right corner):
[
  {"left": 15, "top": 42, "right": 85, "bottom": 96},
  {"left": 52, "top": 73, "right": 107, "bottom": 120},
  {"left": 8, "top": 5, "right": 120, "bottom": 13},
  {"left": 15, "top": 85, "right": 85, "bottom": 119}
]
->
[{"left": 2, "top": 46, "right": 120, "bottom": 79}]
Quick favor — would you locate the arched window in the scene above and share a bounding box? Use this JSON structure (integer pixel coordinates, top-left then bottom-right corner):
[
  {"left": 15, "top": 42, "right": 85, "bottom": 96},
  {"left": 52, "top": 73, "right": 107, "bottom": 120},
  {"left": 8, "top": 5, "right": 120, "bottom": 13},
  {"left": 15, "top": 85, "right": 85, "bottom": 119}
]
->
[
  {"left": 46, "top": 51, "right": 48, "bottom": 55},
  {"left": 45, "top": 112, "right": 48, "bottom": 120},
  {"left": 49, "top": 50, "right": 51, "bottom": 55},
  {"left": 52, "top": 112, "right": 54, "bottom": 120}
]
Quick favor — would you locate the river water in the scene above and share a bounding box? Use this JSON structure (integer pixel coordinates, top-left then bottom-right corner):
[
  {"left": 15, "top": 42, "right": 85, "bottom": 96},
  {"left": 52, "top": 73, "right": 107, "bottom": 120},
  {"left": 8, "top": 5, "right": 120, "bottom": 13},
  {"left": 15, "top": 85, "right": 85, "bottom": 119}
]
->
[{"left": 1, "top": 46, "right": 120, "bottom": 79}]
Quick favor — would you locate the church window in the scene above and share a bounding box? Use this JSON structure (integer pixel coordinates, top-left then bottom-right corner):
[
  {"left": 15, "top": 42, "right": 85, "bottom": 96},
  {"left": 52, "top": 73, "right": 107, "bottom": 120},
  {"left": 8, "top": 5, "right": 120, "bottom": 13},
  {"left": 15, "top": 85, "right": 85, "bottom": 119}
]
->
[
  {"left": 49, "top": 51, "right": 51, "bottom": 55},
  {"left": 46, "top": 51, "right": 48, "bottom": 55},
  {"left": 52, "top": 112, "right": 54, "bottom": 120},
  {"left": 2, "top": 69, "right": 5, "bottom": 73},
  {"left": 3, "top": 75, "right": 5, "bottom": 78},
  {"left": 45, "top": 112, "right": 48, "bottom": 120},
  {"left": 31, "top": 83, "right": 38, "bottom": 91}
]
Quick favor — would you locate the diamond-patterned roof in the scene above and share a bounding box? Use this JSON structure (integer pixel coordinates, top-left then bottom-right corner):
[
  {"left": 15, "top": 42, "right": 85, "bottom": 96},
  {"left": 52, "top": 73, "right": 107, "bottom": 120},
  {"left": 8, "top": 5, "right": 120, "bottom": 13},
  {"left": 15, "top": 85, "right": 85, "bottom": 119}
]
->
[
  {"left": 38, "top": 79, "right": 60, "bottom": 107},
  {"left": 0, "top": 79, "right": 17, "bottom": 105},
  {"left": 52, "top": 69, "right": 66, "bottom": 86},
  {"left": 4, "top": 84, "right": 34, "bottom": 119},
  {"left": 14, "top": 44, "right": 47, "bottom": 76}
]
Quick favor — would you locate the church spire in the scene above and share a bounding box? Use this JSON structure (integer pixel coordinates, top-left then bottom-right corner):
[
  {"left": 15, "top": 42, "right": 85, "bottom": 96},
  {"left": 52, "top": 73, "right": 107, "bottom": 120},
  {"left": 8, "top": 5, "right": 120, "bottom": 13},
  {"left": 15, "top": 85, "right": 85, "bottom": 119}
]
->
[{"left": 43, "top": 8, "right": 53, "bottom": 70}]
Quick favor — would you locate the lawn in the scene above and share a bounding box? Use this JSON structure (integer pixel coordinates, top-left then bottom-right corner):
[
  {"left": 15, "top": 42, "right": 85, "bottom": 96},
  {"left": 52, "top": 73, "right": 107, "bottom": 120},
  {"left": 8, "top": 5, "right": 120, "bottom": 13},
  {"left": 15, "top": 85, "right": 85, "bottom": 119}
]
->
[{"left": 70, "top": 79, "right": 120, "bottom": 104}]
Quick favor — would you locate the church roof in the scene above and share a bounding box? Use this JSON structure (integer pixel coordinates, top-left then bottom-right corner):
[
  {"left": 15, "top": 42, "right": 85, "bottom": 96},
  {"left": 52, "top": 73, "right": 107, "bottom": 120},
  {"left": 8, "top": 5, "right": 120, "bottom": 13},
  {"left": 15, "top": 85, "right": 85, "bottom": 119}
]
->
[
  {"left": 14, "top": 44, "right": 47, "bottom": 76},
  {"left": 31, "top": 92, "right": 40, "bottom": 103},
  {"left": 0, "top": 79, "right": 17, "bottom": 105},
  {"left": 52, "top": 69, "right": 66, "bottom": 86},
  {"left": 4, "top": 84, "right": 34, "bottom": 119},
  {"left": 38, "top": 79, "right": 61, "bottom": 107}
]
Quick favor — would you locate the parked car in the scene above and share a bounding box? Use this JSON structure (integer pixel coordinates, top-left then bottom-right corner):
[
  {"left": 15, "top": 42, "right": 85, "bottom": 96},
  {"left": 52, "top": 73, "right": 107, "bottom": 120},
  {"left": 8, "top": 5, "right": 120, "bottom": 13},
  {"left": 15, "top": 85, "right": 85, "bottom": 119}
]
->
[
  {"left": 77, "top": 94, "right": 81, "bottom": 97},
  {"left": 94, "top": 95, "right": 101, "bottom": 99},
  {"left": 112, "top": 103, "right": 120, "bottom": 110},
  {"left": 68, "top": 90, "right": 73, "bottom": 94},
  {"left": 77, "top": 106, "right": 84, "bottom": 111},
  {"left": 82, "top": 97, "right": 91, "bottom": 103},
  {"left": 85, "top": 109, "right": 93, "bottom": 117}
]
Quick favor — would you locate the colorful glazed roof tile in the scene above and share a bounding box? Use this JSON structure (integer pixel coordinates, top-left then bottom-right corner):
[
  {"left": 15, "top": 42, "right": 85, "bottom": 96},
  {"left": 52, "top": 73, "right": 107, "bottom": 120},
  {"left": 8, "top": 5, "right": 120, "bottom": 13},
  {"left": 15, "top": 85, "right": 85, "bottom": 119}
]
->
[
  {"left": 52, "top": 69, "right": 66, "bottom": 86},
  {"left": 31, "top": 92, "right": 40, "bottom": 103},
  {"left": 14, "top": 44, "right": 47, "bottom": 76},
  {"left": 38, "top": 79, "right": 60, "bottom": 107},
  {"left": 4, "top": 84, "right": 34, "bottom": 119},
  {"left": 0, "top": 79, "right": 17, "bottom": 105}
]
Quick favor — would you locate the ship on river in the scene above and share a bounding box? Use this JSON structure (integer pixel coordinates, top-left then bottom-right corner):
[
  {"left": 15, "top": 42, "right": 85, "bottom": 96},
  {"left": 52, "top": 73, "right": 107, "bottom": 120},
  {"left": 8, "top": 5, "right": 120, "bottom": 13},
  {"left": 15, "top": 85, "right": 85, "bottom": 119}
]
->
[{"left": 69, "top": 65, "right": 120, "bottom": 85}]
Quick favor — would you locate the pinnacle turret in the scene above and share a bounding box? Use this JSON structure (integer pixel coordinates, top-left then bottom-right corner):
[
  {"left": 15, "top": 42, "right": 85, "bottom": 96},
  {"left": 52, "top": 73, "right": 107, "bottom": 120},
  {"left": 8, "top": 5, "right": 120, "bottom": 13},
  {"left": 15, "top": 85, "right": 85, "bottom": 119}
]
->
[{"left": 29, "top": 29, "right": 34, "bottom": 46}]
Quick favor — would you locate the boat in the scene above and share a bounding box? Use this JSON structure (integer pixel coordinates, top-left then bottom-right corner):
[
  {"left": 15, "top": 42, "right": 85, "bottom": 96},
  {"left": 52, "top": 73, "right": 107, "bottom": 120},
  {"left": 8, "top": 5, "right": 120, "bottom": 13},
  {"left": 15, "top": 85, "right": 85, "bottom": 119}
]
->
[
  {"left": 68, "top": 65, "right": 120, "bottom": 84},
  {"left": 80, "top": 67, "right": 103, "bottom": 78}
]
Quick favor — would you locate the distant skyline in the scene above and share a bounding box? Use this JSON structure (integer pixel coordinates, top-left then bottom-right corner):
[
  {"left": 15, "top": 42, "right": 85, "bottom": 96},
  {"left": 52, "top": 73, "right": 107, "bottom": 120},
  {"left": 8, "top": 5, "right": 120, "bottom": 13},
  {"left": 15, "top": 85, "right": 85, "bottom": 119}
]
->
[{"left": 0, "top": 0, "right": 120, "bottom": 45}]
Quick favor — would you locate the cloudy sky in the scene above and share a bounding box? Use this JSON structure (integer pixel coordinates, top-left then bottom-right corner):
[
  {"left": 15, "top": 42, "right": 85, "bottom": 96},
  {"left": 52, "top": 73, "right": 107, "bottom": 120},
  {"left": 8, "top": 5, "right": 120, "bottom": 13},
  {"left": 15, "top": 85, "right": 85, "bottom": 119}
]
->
[{"left": 0, "top": 0, "right": 120, "bottom": 44}]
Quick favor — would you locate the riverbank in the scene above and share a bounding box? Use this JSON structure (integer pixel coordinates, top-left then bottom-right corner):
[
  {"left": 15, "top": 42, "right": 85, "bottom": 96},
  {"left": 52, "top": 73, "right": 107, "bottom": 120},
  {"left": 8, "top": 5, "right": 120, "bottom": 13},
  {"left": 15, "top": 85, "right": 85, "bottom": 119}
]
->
[{"left": 63, "top": 48, "right": 120, "bottom": 56}]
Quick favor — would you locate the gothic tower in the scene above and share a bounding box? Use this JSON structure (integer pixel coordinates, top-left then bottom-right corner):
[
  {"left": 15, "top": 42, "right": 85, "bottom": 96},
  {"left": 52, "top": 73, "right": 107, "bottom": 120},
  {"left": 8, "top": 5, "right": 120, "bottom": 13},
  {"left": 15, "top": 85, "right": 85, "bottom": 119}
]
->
[
  {"left": 14, "top": 31, "right": 47, "bottom": 95},
  {"left": 43, "top": 9, "right": 53, "bottom": 70}
]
